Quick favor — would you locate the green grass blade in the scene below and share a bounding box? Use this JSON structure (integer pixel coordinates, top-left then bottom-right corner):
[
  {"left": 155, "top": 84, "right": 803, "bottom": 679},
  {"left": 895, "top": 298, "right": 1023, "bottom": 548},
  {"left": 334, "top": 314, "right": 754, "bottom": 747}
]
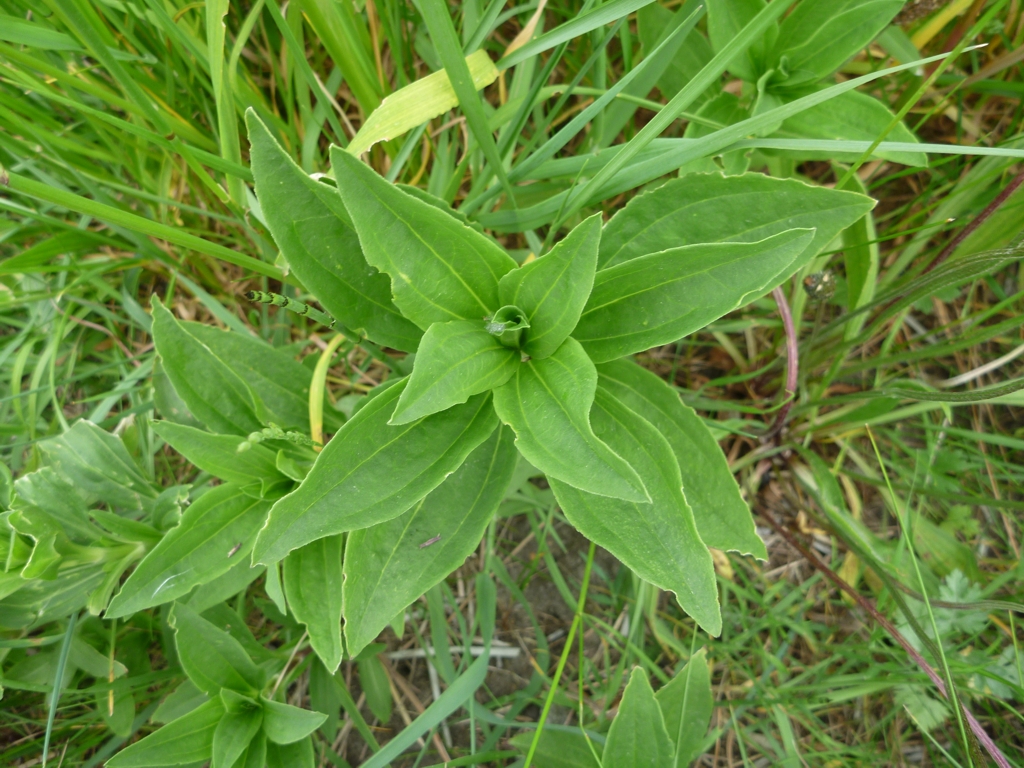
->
[
  {"left": 42, "top": 612, "right": 78, "bottom": 768},
  {"left": 497, "top": 0, "right": 657, "bottom": 69}
]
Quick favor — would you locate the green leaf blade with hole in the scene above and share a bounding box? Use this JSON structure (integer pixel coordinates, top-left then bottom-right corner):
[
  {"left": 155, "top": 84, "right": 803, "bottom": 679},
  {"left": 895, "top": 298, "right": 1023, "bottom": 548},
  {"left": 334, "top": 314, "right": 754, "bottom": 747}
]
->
[
  {"left": 657, "top": 647, "right": 714, "bottom": 767},
  {"left": 343, "top": 425, "right": 516, "bottom": 657},
  {"left": 152, "top": 422, "right": 286, "bottom": 489},
  {"left": 260, "top": 697, "right": 327, "bottom": 744},
  {"left": 550, "top": 389, "right": 720, "bottom": 634},
  {"left": 252, "top": 381, "right": 498, "bottom": 564},
  {"left": 390, "top": 320, "right": 520, "bottom": 425},
  {"left": 596, "top": 359, "right": 766, "bottom": 559},
  {"left": 598, "top": 173, "right": 874, "bottom": 270},
  {"left": 492, "top": 338, "right": 648, "bottom": 503},
  {"left": 151, "top": 298, "right": 263, "bottom": 436},
  {"left": 603, "top": 667, "right": 676, "bottom": 768},
  {"left": 577, "top": 229, "right": 816, "bottom": 364},
  {"left": 169, "top": 602, "right": 265, "bottom": 697},
  {"left": 106, "top": 698, "right": 224, "bottom": 768},
  {"left": 498, "top": 214, "right": 601, "bottom": 360},
  {"left": 107, "top": 484, "right": 272, "bottom": 618},
  {"left": 283, "top": 534, "right": 344, "bottom": 672},
  {"left": 247, "top": 111, "right": 422, "bottom": 352},
  {"left": 331, "top": 146, "right": 518, "bottom": 329}
]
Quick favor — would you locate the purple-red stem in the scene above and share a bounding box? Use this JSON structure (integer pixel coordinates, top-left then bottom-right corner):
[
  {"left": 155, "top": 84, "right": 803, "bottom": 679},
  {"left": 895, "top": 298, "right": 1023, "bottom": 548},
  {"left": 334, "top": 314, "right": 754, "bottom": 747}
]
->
[
  {"left": 924, "top": 168, "right": 1024, "bottom": 276},
  {"left": 765, "top": 286, "right": 798, "bottom": 440},
  {"left": 760, "top": 508, "right": 1011, "bottom": 768}
]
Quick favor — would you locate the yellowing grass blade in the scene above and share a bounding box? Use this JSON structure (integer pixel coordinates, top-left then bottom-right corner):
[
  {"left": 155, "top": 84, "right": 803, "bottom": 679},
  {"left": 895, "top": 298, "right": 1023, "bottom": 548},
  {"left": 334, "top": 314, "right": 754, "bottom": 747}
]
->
[{"left": 347, "top": 50, "right": 498, "bottom": 156}]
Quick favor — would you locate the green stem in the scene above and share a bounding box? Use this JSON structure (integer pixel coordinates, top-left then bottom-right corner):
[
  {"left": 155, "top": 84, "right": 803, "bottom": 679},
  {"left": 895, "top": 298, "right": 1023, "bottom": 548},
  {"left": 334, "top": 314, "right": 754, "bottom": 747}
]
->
[{"left": 523, "top": 540, "right": 597, "bottom": 768}]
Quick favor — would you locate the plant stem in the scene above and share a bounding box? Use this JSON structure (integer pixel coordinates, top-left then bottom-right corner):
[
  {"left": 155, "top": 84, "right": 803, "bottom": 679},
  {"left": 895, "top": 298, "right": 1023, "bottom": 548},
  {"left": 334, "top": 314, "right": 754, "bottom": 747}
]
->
[
  {"left": 523, "top": 540, "right": 597, "bottom": 768},
  {"left": 764, "top": 286, "right": 798, "bottom": 440}
]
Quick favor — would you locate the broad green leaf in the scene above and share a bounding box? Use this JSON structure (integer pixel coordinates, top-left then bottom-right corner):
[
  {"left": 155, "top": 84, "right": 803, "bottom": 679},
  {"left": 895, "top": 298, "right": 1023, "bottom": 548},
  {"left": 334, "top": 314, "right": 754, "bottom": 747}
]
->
[
  {"left": 153, "top": 422, "right": 286, "bottom": 489},
  {"left": 246, "top": 112, "right": 422, "bottom": 352},
  {"left": 212, "top": 703, "right": 262, "bottom": 768},
  {"left": 260, "top": 697, "right": 327, "bottom": 744},
  {"left": 253, "top": 381, "right": 498, "bottom": 564},
  {"left": 94, "top": 677, "right": 135, "bottom": 737},
  {"left": 774, "top": 90, "right": 927, "bottom": 167},
  {"left": 657, "top": 648, "right": 714, "bottom": 767},
  {"left": 343, "top": 425, "right": 516, "bottom": 656},
  {"left": 186, "top": 560, "right": 265, "bottom": 614},
  {"left": 107, "top": 698, "right": 224, "bottom": 767},
  {"left": 638, "top": 3, "right": 716, "bottom": 105},
  {"left": 576, "top": 229, "right": 816, "bottom": 364},
  {"left": 153, "top": 679, "right": 208, "bottom": 724},
  {"left": 498, "top": 214, "right": 601, "bottom": 360},
  {"left": 36, "top": 421, "right": 155, "bottom": 511},
  {"left": 550, "top": 390, "right": 720, "bottom": 634},
  {"left": 283, "top": 535, "right": 344, "bottom": 671},
  {"left": 185, "top": 323, "right": 313, "bottom": 431},
  {"left": 598, "top": 173, "right": 874, "bottom": 270},
  {"left": 770, "top": 0, "right": 903, "bottom": 82},
  {"left": 839, "top": 173, "right": 879, "bottom": 342},
  {"left": 266, "top": 736, "right": 315, "bottom": 768},
  {"left": 357, "top": 655, "right": 393, "bottom": 724},
  {"left": 348, "top": 50, "right": 499, "bottom": 155},
  {"left": 509, "top": 729, "right": 603, "bottom": 768},
  {"left": 169, "top": 602, "right": 265, "bottom": 696},
  {"left": 14, "top": 467, "right": 98, "bottom": 543},
  {"left": 492, "top": 338, "right": 648, "bottom": 503},
  {"left": 596, "top": 359, "right": 766, "bottom": 558},
  {"left": 706, "top": 0, "right": 770, "bottom": 82},
  {"left": 390, "top": 320, "right": 519, "bottom": 425},
  {"left": 151, "top": 297, "right": 263, "bottom": 435},
  {"left": 107, "top": 485, "right": 271, "bottom": 617},
  {"left": 331, "top": 147, "right": 518, "bottom": 329},
  {"left": 603, "top": 667, "right": 675, "bottom": 768},
  {"left": 240, "top": 733, "right": 267, "bottom": 768}
]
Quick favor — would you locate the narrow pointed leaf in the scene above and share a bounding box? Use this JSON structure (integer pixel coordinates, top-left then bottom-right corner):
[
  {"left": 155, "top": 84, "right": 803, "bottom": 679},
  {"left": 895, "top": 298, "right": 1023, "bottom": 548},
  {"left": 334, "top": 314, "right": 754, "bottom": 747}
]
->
[
  {"left": 151, "top": 298, "right": 263, "bottom": 435},
  {"left": 390, "top": 320, "right": 519, "bottom": 425},
  {"left": 247, "top": 111, "right": 422, "bottom": 352},
  {"left": 253, "top": 381, "right": 498, "bottom": 564},
  {"left": 261, "top": 697, "right": 328, "bottom": 744},
  {"left": 498, "top": 214, "right": 601, "bottom": 360},
  {"left": 344, "top": 426, "right": 516, "bottom": 656},
  {"left": 169, "top": 602, "right": 265, "bottom": 696},
  {"left": 550, "top": 389, "right": 720, "bottom": 634},
  {"left": 153, "top": 422, "right": 286, "bottom": 488},
  {"left": 599, "top": 173, "right": 874, "bottom": 270},
  {"left": 492, "top": 338, "right": 647, "bottom": 502},
  {"left": 348, "top": 50, "right": 498, "bottom": 156},
  {"left": 107, "top": 485, "right": 272, "bottom": 618},
  {"left": 603, "top": 668, "right": 675, "bottom": 768},
  {"left": 106, "top": 698, "right": 224, "bottom": 767},
  {"left": 596, "top": 359, "right": 765, "bottom": 558},
  {"left": 657, "top": 648, "right": 714, "bottom": 767},
  {"left": 331, "top": 147, "right": 517, "bottom": 329},
  {"left": 576, "top": 229, "right": 815, "bottom": 364},
  {"left": 775, "top": 90, "right": 926, "bottom": 167},
  {"left": 212, "top": 706, "right": 262, "bottom": 768},
  {"left": 283, "top": 535, "right": 344, "bottom": 671}
]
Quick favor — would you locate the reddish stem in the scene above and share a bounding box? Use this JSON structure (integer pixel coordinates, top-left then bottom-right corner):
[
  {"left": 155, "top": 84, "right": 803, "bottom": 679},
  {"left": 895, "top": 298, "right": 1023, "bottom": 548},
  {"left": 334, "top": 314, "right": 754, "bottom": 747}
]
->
[
  {"left": 924, "top": 168, "right": 1024, "bottom": 276},
  {"left": 760, "top": 508, "right": 1011, "bottom": 768},
  {"left": 764, "top": 286, "right": 798, "bottom": 440}
]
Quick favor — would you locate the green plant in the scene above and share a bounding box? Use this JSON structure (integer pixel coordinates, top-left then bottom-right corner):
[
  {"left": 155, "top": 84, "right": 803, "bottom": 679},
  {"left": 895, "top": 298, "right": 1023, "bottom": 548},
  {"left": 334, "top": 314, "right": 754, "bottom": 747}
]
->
[{"left": 3, "top": 0, "right": 1024, "bottom": 765}]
